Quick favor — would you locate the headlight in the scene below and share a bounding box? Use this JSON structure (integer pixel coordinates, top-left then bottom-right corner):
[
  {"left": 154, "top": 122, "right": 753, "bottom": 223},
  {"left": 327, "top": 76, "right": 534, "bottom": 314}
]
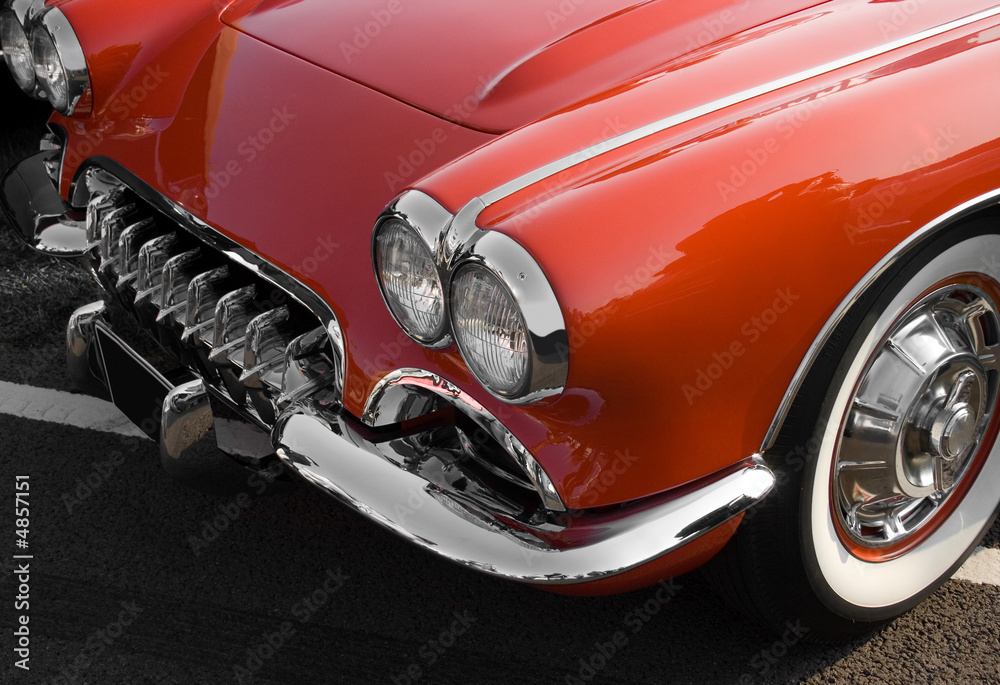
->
[
  {"left": 451, "top": 264, "right": 530, "bottom": 398},
  {"left": 30, "top": 24, "right": 67, "bottom": 108},
  {"left": 374, "top": 218, "right": 447, "bottom": 344},
  {"left": 0, "top": 8, "right": 34, "bottom": 91},
  {"left": 0, "top": 3, "right": 91, "bottom": 115},
  {"left": 449, "top": 230, "right": 569, "bottom": 403},
  {"left": 30, "top": 7, "right": 89, "bottom": 116},
  {"left": 373, "top": 191, "right": 569, "bottom": 404}
]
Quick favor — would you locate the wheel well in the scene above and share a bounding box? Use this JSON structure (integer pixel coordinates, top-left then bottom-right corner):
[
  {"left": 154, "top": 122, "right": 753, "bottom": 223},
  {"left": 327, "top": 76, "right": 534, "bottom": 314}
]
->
[{"left": 764, "top": 197, "right": 1000, "bottom": 460}]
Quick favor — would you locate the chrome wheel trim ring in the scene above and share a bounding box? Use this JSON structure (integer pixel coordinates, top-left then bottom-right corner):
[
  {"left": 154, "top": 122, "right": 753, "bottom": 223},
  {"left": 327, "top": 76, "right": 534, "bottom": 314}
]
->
[{"left": 808, "top": 235, "right": 1000, "bottom": 609}]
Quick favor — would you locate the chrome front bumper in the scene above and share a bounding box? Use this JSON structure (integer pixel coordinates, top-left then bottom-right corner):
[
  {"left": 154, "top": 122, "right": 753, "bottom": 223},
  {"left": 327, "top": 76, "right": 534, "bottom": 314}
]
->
[
  {"left": 275, "top": 405, "right": 775, "bottom": 583},
  {"left": 3, "top": 141, "right": 777, "bottom": 585}
]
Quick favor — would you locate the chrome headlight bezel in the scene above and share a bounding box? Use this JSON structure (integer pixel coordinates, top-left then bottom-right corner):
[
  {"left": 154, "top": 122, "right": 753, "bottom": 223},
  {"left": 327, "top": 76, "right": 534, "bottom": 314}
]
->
[
  {"left": 30, "top": 6, "right": 90, "bottom": 116},
  {"left": 449, "top": 230, "right": 569, "bottom": 404},
  {"left": 372, "top": 191, "right": 569, "bottom": 404}
]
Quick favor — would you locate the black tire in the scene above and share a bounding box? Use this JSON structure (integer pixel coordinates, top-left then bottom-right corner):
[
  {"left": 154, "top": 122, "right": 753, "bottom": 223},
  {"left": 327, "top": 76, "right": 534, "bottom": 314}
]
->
[{"left": 707, "top": 216, "right": 1000, "bottom": 643}]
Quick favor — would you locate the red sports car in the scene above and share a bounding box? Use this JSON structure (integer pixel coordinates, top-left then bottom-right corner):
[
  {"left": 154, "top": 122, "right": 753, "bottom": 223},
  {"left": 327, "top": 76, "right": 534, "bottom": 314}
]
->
[{"left": 3, "top": 0, "right": 999, "bottom": 641}]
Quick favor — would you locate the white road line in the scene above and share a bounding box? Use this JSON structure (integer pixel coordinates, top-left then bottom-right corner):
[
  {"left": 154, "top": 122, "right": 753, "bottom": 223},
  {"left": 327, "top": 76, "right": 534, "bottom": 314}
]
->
[
  {"left": 0, "top": 380, "right": 147, "bottom": 438},
  {"left": 953, "top": 547, "right": 1000, "bottom": 587}
]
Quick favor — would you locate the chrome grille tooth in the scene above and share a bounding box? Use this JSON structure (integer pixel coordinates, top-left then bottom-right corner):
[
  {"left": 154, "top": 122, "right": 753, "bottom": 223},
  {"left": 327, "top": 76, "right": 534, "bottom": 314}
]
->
[
  {"left": 181, "top": 266, "right": 230, "bottom": 346},
  {"left": 241, "top": 306, "right": 293, "bottom": 386},
  {"left": 98, "top": 203, "right": 138, "bottom": 277},
  {"left": 209, "top": 285, "right": 258, "bottom": 404},
  {"left": 84, "top": 194, "right": 106, "bottom": 248},
  {"left": 115, "top": 217, "right": 159, "bottom": 292},
  {"left": 241, "top": 306, "right": 294, "bottom": 424},
  {"left": 209, "top": 285, "right": 257, "bottom": 364},
  {"left": 278, "top": 326, "right": 341, "bottom": 408},
  {"left": 134, "top": 233, "right": 179, "bottom": 308},
  {"left": 85, "top": 187, "right": 124, "bottom": 249},
  {"left": 156, "top": 248, "right": 203, "bottom": 326}
]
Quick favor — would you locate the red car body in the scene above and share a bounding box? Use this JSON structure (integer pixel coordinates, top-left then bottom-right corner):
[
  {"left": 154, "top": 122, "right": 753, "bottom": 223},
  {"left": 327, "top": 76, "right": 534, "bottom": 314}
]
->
[{"left": 3, "top": 0, "right": 1000, "bottom": 638}]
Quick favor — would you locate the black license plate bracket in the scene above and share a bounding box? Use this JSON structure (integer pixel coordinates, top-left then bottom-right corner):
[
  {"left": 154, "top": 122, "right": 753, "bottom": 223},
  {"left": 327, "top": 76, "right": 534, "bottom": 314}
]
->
[{"left": 94, "top": 323, "right": 173, "bottom": 439}]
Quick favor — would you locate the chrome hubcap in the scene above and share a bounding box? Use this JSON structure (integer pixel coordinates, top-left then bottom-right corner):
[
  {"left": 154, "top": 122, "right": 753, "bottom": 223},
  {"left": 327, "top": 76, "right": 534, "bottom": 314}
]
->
[
  {"left": 928, "top": 370, "right": 978, "bottom": 461},
  {"left": 835, "top": 284, "right": 1000, "bottom": 549}
]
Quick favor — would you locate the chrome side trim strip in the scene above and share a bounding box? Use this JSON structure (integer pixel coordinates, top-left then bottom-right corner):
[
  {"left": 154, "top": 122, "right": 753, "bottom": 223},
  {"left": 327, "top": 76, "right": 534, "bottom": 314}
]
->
[
  {"left": 406, "top": 9, "right": 1000, "bottom": 408},
  {"left": 475, "top": 6, "right": 1000, "bottom": 211},
  {"left": 761, "top": 188, "right": 1000, "bottom": 452},
  {"left": 435, "top": 7, "right": 1000, "bottom": 392},
  {"left": 275, "top": 406, "right": 775, "bottom": 584}
]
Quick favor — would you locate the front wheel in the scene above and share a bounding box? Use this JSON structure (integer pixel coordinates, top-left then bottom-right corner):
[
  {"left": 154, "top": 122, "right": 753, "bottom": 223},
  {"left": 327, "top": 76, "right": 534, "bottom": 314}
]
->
[{"left": 709, "top": 223, "right": 1000, "bottom": 642}]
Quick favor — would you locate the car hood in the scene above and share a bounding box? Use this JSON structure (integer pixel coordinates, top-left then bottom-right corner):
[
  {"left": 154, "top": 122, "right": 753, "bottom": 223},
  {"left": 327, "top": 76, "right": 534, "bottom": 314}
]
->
[{"left": 222, "top": 0, "right": 829, "bottom": 132}]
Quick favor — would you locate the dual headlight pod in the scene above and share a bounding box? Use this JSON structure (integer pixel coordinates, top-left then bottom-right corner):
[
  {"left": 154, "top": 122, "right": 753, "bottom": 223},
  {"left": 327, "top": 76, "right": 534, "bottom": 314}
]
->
[
  {"left": 0, "top": 0, "right": 90, "bottom": 116},
  {"left": 373, "top": 192, "right": 569, "bottom": 403}
]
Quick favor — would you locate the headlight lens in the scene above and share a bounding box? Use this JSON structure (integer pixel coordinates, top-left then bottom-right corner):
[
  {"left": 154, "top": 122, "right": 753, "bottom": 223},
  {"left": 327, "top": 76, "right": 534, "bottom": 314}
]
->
[
  {"left": 31, "top": 24, "right": 68, "bottom": 112},
  {"left": 0, "top": 9, "right": 34, "bottom": 91},
  {"left": 375, "top": 219, "right": 446, "bottom": 342},
  {"left": 451, "top": 264, "right": 529, "bottom": 398}
]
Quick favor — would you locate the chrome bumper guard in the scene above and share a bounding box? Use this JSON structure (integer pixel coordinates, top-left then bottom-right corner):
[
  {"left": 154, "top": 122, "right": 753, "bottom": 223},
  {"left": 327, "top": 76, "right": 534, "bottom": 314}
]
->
[
  {"left": 2, "top": 142, "right": 777, "bottom": 585},
  {"left": 0, "top": 143, "right": 88, "bottom": 256}
]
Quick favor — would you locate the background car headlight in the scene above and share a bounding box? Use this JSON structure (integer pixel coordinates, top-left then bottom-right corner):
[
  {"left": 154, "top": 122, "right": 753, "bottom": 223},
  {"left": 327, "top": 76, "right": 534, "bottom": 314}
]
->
[
  {"left": 451, "top": 264, "right": 530, "bottom": 398},
  {"left": 374, "top": 218, "right": 447, "bottom": 343},
  {"left": 0, "top": 5, "right": 91, "bottom": 116},
  {"left": 0, "top": 8, "right": 34, "bottom": 91}
]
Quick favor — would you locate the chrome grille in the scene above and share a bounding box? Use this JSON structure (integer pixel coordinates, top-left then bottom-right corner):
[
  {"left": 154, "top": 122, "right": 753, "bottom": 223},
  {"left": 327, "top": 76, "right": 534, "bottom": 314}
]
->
[{"left": 84, "top": 179, "right": 341, "bottom": 428}]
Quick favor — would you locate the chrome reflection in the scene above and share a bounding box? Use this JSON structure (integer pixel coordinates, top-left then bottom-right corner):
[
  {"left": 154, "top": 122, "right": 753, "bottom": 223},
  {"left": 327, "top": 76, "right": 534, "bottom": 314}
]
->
[
  {"left": 363, "top": 368, "right": 566, "bottom": 512},
  {"left": 181, "top": 265, "right": 229, "bottom": 346}
]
